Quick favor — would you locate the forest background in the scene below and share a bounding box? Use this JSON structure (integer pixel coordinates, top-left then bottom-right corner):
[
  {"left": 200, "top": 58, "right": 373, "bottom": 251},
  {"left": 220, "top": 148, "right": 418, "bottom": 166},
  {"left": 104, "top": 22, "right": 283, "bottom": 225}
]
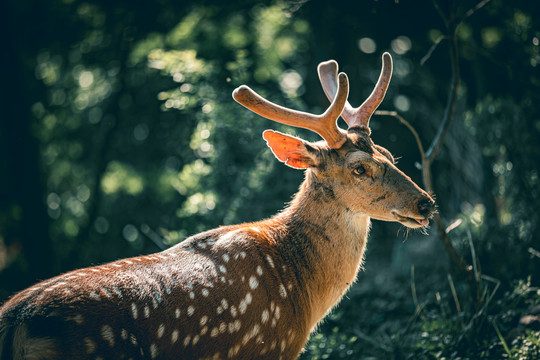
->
[{"left": 1, "top": 0, "right": 539, "bottom": 358}]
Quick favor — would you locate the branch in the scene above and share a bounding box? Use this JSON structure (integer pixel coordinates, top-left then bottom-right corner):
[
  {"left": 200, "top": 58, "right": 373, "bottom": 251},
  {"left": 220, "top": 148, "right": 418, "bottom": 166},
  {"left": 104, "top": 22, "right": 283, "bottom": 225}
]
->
[
  {"left": 425, "top": 31, "right": 460, "bottom": 164},
  {"left": 375, "top": 110, "right": 426, "bottom": 161},
  {"left": 459, "top": 0, "right": 492, "bottom": 27},
  {"left": 420, "top": 35, "right": 447, "bottom": 66}
]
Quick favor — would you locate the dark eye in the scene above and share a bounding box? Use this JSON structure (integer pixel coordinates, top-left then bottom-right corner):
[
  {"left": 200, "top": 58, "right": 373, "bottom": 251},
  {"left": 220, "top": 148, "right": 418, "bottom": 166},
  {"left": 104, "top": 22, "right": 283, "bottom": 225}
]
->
[{"left": 353, "top": 165, "right": 366, "bottom": 176}]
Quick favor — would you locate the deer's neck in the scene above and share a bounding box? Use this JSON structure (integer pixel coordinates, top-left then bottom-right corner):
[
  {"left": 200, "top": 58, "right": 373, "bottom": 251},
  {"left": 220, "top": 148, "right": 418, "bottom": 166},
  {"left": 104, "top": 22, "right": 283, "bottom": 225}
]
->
[{"left": 270, "top": 171, "right": 371, "bottom": 331}]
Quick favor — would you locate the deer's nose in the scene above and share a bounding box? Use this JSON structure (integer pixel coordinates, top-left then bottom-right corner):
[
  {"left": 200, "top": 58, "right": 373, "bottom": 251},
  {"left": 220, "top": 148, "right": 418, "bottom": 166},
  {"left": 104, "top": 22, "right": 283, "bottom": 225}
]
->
[{"left": 418, "top": 198, "right": 435, "bottom": 217}]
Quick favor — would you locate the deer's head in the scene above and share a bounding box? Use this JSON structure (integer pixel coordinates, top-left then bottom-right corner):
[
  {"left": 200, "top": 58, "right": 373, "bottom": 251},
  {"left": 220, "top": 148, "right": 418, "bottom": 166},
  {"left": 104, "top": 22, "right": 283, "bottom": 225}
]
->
[{"left": 233, "top": 53, "right": 435, "bottom": 228}]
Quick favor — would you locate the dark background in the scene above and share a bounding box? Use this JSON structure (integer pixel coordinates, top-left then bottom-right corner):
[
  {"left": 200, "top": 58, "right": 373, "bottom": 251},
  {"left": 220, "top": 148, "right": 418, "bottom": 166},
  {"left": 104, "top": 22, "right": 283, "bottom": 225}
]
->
[{"left": 1, "top": 0, "right": 539, "bottom": 358}]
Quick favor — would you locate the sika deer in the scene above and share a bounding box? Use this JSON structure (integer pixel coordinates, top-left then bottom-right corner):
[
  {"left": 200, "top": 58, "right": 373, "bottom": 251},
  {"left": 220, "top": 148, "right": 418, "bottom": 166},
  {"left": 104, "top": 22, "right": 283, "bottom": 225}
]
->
[{"left": 0, "top": 52, "right": 434, "bottom": 360}]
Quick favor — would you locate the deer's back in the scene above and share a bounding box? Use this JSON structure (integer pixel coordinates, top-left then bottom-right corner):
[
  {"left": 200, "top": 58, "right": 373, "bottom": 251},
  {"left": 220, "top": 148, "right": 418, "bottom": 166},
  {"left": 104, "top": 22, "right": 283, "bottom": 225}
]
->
[{"left": 0, "top": 226, "right": 309, "bottom": 360}]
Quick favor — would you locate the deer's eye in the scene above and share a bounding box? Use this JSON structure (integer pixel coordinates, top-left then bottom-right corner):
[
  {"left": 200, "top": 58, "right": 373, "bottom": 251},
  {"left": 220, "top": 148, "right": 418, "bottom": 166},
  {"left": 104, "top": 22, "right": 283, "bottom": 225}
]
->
[{"left": 353, "top": 165, "right": 366, "bottom": 176}]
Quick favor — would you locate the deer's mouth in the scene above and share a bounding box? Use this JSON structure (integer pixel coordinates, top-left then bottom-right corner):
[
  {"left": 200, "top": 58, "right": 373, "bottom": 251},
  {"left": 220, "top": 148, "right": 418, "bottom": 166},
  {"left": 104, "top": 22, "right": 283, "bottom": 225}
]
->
[{"left": 392, "top": 211, "right": 430, "bottom": 228}]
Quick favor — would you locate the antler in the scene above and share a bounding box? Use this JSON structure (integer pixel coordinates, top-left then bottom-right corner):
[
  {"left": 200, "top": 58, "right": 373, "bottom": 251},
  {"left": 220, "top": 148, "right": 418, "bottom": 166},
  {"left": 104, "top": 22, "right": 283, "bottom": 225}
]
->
[
  {"left": 233, "top": 72, "right": 349, "bottom": 149},
  {"left": 318, "top": 52, "right": 393, "bottom": 133}
]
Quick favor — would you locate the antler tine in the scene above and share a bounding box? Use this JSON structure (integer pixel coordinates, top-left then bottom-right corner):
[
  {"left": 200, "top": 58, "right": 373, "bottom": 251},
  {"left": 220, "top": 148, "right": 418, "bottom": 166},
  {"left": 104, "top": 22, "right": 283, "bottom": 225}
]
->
[
  {"left": 318, "top": 52, "right": 393, "bottom": 132},
  {"left": 318, "top": 60, "right": 356, "bottom": 121},
  {"left": 233, "top": 72, "right": 349, "bottom": 149}
]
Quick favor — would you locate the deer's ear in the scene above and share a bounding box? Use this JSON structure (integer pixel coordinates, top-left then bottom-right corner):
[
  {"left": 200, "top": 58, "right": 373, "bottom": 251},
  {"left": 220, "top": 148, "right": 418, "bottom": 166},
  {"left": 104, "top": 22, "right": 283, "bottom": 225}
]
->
[{"left": 263, "top": 130, "right": 317, "bottom": 169}]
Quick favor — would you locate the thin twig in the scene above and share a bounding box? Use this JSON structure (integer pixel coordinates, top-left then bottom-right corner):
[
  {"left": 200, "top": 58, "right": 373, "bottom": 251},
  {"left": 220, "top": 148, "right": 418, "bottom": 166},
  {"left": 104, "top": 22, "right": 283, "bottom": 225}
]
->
[
  {"left": 467, "top": 230, "right": 480, "bottom": 282},
  {"left": 411, "top": 265, "right": 419, "bottom": 308},
  {"left": 375, "top": 110, "right": 426, "bottom": 161},
  {"left": 492, "top": 320, "right": 512, "bottom": 356},
  {"left": 420, "top": 35, "right": 447, "bottom": 66},
  {"left": 459, "top": 0, "right": 492, "bottom": 27},
  {"left": 432, "top": 0, "right": 449, "bottom": 29},
  {"left": 140, "top": 224, "right": 168, "bottom": 250},
  {"left": 528, "top": 247, "right": 540, "bottom": 258},
  {"left": 447, "top": 273, "right": 462, "bottom": 314},
  {"left": 425, "top": 31, "right": 460, "bottom": 163}
]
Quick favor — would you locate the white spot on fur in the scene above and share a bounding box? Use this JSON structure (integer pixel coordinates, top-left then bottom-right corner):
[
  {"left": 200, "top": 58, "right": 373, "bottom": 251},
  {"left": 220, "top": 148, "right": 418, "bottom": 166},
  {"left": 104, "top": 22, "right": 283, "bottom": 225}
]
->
[
  {"left": 230, "top": 305, "right": 238, "bottom": 317},
  {"left": 113, "top": 287, "right": 122, "bottom": 297},
  {"left": 221, "top": 298, "right": 229, "bottom": 309},
  {"left": 150, "top": 343, "right": 158, "bottom": 359},
  {"left": 261, "top": 309, "right": 270, "bottom": 323},
  {"left": 192, "top": 334, "right": 200, "bottom": 345},
  {"left": 183, "top": 335, "right": 191, "bottom": 347},
  {"left": 200, "top": 315, "right": 208, "bottom": 326},
  {"left": 222, "top": 254, "right": 230, "bottom": 262},
  {"left": 275, "top": 305, "right": 281, "bottom": 319},
  {"left": 266, "top": 255, "right": 275, "bottom": 268},
  {"left": 234, "top": 320, "right": 241, "bottom": 332},
  {"left": 189, "top": 291, "right": 195, "bottom": 299},
  {"left": 171, "top": 329, "right": 179, "bottom": 343},
  {"left": 66, "top": 314, "right": 84, "bottom": 324},
  {"left": 219, "top": 265, "right": 227, "bottom": 273},
  {"left": 101, "top": 325, "right": 115, "bottom": 347},
  {"left": 279, "top": 284, "right": 287, "bottom": 298},
  {"left": 256, "top": 265, "right": 263, "bottom": 276},
  {"left": 131, "top": 303, "right": 138, "bottom": 319},
  {"left": 201, "top": 326, "right": 208, "bottom": 336},
  {"left": 187, "top": 306, "right": 195, "bottom": 316},
  {"left": 121, "top": 328, "right": 128, "bottom": 340},
  {"left": 157, "top": 324, "right": 165, "bottom": 338},
  {"left": 144, "top": 306, "right": 150, "bottom": 318},
  {"left": 249, "top": 276, "right": 258, "bottom": 289},
  {"left": 175, "top": 308, "right": 181, "bottom": 318},
  {"left": 219, "top": 322, "right": 227, "bottom": 333},
  {"left": 211, "top": 327, "right": 219, "bottom": 337},
  {"left": 84, "top": 337, "right": 96, "bottom": 354},
  {"left": 89, "top": 291, "right": 101, "bottom": 301},
  {"left": 239, "top": 300, "right": 247, "bottom": 314},
  {"left": 201, "top": 288, "right": 209, "bottom": 297}
]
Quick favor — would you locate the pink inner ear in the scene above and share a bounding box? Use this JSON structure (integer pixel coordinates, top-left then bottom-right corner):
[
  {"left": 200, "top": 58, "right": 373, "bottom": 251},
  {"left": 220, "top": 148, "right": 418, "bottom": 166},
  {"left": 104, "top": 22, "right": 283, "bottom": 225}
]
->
[{"left": 263, "top": 130, "right": 311, "bottom": 169}]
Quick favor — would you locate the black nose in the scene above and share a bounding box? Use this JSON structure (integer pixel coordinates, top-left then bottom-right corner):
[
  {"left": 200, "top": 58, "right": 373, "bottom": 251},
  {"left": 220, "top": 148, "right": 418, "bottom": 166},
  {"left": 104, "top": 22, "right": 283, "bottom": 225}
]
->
[{"left": 418, "top": 198, "right": 435, "bottom": 217}]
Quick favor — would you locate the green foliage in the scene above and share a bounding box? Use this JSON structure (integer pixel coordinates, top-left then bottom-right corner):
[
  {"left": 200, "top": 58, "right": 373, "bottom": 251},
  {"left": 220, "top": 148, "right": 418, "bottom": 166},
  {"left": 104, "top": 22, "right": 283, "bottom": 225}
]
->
[{"left": 507, "top": 330, "right": 540, "bottom": 360}]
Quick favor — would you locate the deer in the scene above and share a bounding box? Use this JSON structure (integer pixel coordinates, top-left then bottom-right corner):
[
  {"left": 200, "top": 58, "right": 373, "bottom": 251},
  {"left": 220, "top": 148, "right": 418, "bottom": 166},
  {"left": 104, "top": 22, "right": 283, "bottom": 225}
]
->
[{"left": 0, "top": 52, "right": 435, "bottom": 360}]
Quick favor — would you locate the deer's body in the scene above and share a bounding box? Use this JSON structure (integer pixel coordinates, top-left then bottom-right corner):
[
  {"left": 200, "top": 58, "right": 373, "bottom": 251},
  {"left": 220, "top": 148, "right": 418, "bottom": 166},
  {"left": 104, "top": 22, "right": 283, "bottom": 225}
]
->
[
  {"left": 0, "top": 54, "right": 435, "bottom": 359},
  {"left": 0, "top": 169, "right": 369, "bottom": 360}
]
